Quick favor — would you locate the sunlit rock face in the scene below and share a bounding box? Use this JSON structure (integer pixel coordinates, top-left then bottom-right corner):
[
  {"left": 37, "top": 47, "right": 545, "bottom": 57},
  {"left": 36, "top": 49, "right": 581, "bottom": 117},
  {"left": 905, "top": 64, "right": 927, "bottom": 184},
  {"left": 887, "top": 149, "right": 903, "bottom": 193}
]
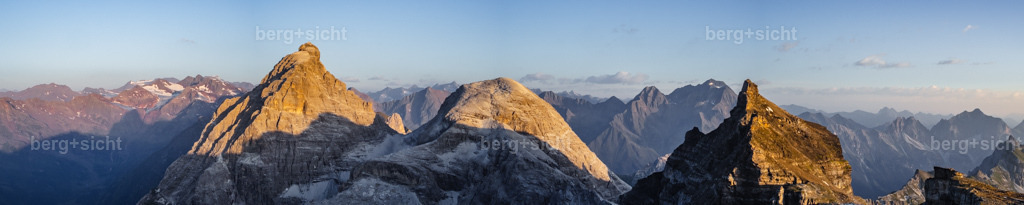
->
[
  {"left": 621, "top": 80, "right": 863, "bottom": 205},
  {"left": 330, "top": 77, "right": 630, "bottom": 204},
  {"left": 190, "top": 42, "right": 378, "bottom": 156},
  {"left": 140, "top": 42, "right": 401, "bottom": 204}
]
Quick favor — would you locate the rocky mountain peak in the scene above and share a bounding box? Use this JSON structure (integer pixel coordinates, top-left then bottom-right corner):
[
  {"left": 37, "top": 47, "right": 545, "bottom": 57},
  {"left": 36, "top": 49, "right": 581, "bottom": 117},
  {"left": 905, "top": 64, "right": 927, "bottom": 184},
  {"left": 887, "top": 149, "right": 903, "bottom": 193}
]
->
[
  {"left": 603, "top": 96, "right": 623, "bottom": 105},
  {"left": 732, "top": 79, "right": 792, "bottom": 120},
  {"left": 701, "top": 78, "right": 726, "bottom": 88},
  {"left": 189, "top": 42, "right": 377, "bottom": 156},
  {"left": 421, "top": 77, "right": 613, "bottom": 181},
  {"left": 621, "top": 79, "right": 861, "bottom": 204},
  {"left": 633, "top": 86, "right": 664, "bottom": 102}
]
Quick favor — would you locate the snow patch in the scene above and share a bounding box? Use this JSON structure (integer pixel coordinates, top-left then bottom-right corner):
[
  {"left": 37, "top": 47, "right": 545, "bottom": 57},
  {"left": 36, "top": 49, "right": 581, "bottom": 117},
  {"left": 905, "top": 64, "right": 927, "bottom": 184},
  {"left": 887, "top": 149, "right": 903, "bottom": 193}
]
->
[
  {"left": 165, "top": 82, "right": 184, "bottom": 92},
  {"left": 143, "top": 84, "right": 173, "bottom": 97}
]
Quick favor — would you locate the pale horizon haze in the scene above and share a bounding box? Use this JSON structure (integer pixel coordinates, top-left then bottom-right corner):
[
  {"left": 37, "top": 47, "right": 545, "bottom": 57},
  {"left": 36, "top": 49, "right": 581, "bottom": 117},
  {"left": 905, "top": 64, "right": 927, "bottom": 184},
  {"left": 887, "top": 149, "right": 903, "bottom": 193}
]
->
[{"left": 1, "top": 0, "right": 1022, "bottom": 119}]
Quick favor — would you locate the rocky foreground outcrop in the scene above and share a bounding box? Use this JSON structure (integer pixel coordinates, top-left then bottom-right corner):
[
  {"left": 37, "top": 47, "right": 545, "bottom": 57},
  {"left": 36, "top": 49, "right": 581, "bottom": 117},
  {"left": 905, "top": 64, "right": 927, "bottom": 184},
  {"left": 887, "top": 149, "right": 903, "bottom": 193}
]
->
[
  {"left": 924, "top": 167, "right": 1024, "bottom": 204},
  {"left": 878, "top": 169, "right": 933, "bottom": 204},
  {"left": 620, "top": 80, "right": 862, "bottom": 204}
]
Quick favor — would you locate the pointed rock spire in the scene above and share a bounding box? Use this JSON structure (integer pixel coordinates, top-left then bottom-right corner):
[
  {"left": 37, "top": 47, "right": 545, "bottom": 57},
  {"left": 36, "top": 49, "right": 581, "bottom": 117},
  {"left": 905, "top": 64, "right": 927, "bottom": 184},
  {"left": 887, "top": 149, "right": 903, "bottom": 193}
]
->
[{"left": 190, "top": 42, "right": 376, "bottom": 156}]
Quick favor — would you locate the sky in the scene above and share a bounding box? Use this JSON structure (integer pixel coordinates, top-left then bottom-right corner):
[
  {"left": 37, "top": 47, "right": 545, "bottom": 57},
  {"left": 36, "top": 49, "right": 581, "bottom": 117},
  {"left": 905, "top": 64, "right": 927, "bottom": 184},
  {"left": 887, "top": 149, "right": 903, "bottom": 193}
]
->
[{"left": 0, "top": 0, "right": 1022, "bottom": 118}]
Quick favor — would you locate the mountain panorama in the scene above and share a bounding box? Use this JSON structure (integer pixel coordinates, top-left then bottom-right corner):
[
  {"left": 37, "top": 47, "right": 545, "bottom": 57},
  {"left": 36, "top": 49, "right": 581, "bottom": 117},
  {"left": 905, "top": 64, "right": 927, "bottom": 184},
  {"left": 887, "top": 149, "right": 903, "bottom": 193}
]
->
[{"left": 2, "top": 42, "right": 1024, "bottom": 204}]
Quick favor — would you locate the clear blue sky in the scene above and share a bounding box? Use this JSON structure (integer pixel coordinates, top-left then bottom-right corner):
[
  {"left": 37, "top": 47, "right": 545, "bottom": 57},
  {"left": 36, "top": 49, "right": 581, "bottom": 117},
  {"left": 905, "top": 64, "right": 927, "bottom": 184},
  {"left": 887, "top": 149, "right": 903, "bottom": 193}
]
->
[{"left": 1, "top": 0, "right": 1022, "bottom": 117}]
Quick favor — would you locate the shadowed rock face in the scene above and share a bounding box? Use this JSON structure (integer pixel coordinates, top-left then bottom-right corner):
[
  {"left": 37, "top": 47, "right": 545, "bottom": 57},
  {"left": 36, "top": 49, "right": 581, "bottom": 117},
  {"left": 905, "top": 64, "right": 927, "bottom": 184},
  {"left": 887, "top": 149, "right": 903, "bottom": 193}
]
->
[
  {"left": 924, "top": 167, "right": 1024, "bottom": 204},
  {"left": 970, "top": 136, "right": 1024, "bottom": 193},
  {"left": 562, "top": 79, "right": 735, "bottom": 176},
  {"left": 189, "top": 42, "right": 379, "bottom": 156},
  {"left": 375, "top": 87, "right": 450, "bottom": 130},
  {"left": 140, "top": 42, "right": 402, "bottom": 204},
  {"left": 879, "top": 169, "right": 934, "bottom": 204},
  {"left": 621, "top": 79, "right": 862, "bottom": 204},
  {"left": 332, "top": 77, "right": 630, "bottom": 204}
]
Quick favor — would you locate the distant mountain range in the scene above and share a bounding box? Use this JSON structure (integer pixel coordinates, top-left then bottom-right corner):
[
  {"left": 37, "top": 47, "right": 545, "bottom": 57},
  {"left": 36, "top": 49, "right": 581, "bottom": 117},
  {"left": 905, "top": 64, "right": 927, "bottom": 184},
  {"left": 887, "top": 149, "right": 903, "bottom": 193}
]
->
[
  {"left": 361, "top": 82, "right": 458, "bottom": 103},
  {"left": 4, "top": 43, "right": 1024, "bottom": 204},
  {"left": 0, "top": 75, "right": 251, "bottom": 204},
  {"left": 798, "top": 108, "right": 1018, "bottom": 198},
  {"left": 780, "top": 104, "right": 954, "bottom": 128}
]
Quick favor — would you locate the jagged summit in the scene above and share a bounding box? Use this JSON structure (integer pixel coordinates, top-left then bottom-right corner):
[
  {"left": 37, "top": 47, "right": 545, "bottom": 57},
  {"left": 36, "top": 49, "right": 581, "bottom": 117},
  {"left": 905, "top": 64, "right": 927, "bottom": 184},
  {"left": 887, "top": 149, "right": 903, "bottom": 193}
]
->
[
  {"left": 633, "top": 86, "right": 664, "bottom": 102},
  {"left": 142, "top": 42, "right": 401, "bottom": 204},
  {"left": 729, "top": 79, "right": 797, "bottom": 123},
  {"left": 621, "top": 79, "right": 861, "bottom": 204},
  {"left": 701, "top": 78, "right": 726, "bottom": 88},
  {"left": 189, "top": 42, "right": 378, "bottom": 156}
]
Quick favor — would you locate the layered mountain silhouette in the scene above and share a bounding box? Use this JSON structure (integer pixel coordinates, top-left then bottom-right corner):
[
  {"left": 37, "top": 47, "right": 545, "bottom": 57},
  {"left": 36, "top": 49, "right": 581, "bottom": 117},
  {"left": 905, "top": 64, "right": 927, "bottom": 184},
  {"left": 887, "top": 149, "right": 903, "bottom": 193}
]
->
[
  {"left": 374, "top": 87, "right": 450, "bottom": 130},
  {"left": 781, "top": 105, "right": 952, "bottom": 128},
  {"left": 797, "top": 108, "right": 1017, "bottom": 199},
  {"left": 970, "top": 136, "right": 1024, "bottom": 193},
  {"left": 545, "top": 79, "right": 736, "bottom": 177},
  {"left": 0, "top": 75, "right": 249, "bottom": 204},
  {"left": 364, "top": 82, "right": 458, "bottom": 103},
  {"left": 621, "top": 80, "right": 863, "bottom": 204}
]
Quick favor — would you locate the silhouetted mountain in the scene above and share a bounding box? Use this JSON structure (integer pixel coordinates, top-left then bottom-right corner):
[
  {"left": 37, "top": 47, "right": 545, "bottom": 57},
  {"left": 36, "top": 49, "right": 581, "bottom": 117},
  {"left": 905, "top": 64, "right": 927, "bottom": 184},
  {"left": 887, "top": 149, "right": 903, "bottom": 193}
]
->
[
  {"left": 782, "top": 105, "right": 953, "bottom": 128},
  {"left": 1014, "top": 121, "right": 1024, "bottom": 138},
  {"left": 365, "top": 82, "right": 459, "bottom": 103},
  {"left": 931, "top": 108, "right": 1014, "bottom": 171},
  {"left": 970, "top": 136, "right": 1024, "bottom": 193},
  {"left": 538, "top": 90, "right": 626, "bottom": 144},
  {"left": 587, "top": 79, "right": 736, "bottom": 175},
  {"left": 621, "top": 80, "right": 863, "bottom": 204},
  {"left": 375, "top": 87, "right": 450, "bottom": 130},
  {"left": 801, "top": 113, "right": 943, "bottom": 198},
  {"left": 0, "top": 83, "right": 81, "bottom": 102}
]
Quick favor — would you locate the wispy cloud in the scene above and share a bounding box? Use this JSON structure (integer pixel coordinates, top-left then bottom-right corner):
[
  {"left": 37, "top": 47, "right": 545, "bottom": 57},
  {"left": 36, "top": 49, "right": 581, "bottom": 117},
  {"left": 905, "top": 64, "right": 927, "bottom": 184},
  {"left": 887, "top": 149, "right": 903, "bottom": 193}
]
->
[
  {"left": 519, "top": 72, "right": 557, "bottom": 84},
  {"left": 368, "top": 76, "right": 388, "bottom": 81},
  {"left": 854, "top": 54, "right": 911, "bottom": 69},
  {"left": 963, "top": 24, "right": 976, "bottom": 32},
  {"left": 938, "top": 58, "right": 966, "bottom": 65},
  {"left": 584, "top": 71, "right": 649, "bottom": 84},
  {"left": 519, "top": 71, "right": 649, "bottom": 85},
  {"left": 179, "top": 38, "right": 196, "bottom": 44}
]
